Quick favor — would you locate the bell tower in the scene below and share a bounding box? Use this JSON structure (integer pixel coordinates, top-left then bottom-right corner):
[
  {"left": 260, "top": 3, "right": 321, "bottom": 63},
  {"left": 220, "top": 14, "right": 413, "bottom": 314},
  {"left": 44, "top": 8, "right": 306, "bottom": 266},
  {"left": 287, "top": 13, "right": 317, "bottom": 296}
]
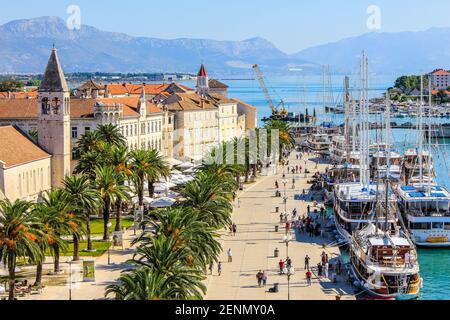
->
[
  {"left": 196, "top": 64, "right": 209, "bottom": 97},
  {"left": 37, "top": 48, "right": 71, "bottom": 188}
]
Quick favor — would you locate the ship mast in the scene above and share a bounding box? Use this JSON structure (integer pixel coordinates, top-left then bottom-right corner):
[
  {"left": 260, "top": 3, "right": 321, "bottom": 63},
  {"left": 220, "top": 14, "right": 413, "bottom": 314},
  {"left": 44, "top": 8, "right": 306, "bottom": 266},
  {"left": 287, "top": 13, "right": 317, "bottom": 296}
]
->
[
  {"left": 418, "top": 74, "right": 424, "bottom": 185},
  {"left": 322, "top": 65, "right": 326, "bottom": 132},
  {"left": 427, "top": 80, "right": 433, "bottom": 194},
  {"left": 328, "top": 64, "right": 332, "bottom": 123}
]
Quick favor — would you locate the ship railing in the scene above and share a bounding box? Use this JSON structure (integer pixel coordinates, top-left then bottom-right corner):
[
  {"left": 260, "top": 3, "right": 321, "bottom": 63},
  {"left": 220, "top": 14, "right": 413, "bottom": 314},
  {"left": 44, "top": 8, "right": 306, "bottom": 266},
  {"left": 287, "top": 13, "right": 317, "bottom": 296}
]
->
[{"left": 407, "top": 210, "right": 450, "bottom": 217}]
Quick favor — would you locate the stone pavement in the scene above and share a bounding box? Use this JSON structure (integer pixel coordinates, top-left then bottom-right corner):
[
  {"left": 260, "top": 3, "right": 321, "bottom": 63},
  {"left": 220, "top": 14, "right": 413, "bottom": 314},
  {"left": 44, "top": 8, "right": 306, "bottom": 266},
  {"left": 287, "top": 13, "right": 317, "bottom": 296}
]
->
[{"left": 205, "top": 152, "right": 355, "bottom": 300}]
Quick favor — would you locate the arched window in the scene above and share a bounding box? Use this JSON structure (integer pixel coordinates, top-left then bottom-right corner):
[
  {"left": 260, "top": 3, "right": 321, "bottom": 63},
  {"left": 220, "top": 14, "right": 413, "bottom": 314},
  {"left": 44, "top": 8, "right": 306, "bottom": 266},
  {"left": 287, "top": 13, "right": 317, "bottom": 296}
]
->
[
  {"left": 52, "top": 97, "right": 60, "bottom": 114},
  {"left": 41, "top": 97, "right": 49, "bottom": 115}
]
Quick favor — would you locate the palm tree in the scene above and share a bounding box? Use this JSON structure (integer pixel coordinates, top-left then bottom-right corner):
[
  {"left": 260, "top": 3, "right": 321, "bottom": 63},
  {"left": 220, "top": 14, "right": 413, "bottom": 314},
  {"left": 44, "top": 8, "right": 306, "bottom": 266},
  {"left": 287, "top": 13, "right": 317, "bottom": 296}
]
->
[
  {"left": 94, "top": 166, "right": 130, "bottom": 240},
  {"left": 142, "top": 207, "right": 221, "bottom": 269},
  {"left": 129, "top": 150, "right": 150, "bottom": 208},
  {"left": 37, "top": 189, "right": 82, "bottom": 267},
  {"left": 105, "top": 267, "right": 206, "bottom": 300},
  {"left": 32, "top": 191, "right": 76, "bottom": 286},
  {"left": 75, "top": 130, "right": 104, "bottom": 155},
  {"left": 0, "top": 200, "right": 41, "bottom": 300},
  {"left": 145, "top": 149, "right": 170, "bottom": 198},
  {"left": 96, "top": 124, "right": 127, "bottom": 148},
  {"left": 265, "top": 119, "right": 295, "bottom": 161},
  {"left": 63, "top": 175, "right": 100, "bottom": 252},
  {"left": 74, "top": 150, "right": 100, "bottom": 180},
  {"left": 110, "top": 146, "right": 133, "bottom": 231},
  {"left": 182, "top": 172, "right": 233, "bottom": 230}
]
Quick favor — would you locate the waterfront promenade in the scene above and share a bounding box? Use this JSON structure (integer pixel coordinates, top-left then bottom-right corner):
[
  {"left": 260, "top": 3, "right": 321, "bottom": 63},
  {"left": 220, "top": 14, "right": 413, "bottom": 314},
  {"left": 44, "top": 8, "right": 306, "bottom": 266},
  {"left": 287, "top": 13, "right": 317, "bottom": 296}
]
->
[
  {"left": 205, "top": 152, "right": 355, "bottom": 300},
  {"left": 17, "top": 152, "right": 354, "bottom": 301}
]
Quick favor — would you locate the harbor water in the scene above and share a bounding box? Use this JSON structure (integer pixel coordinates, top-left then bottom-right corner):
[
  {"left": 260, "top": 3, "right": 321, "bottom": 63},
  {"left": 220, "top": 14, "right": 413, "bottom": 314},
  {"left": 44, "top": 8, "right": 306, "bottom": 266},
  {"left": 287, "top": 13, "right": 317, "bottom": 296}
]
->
[{"left": 221, "top": 76, "right": 450, "bottom": 300}]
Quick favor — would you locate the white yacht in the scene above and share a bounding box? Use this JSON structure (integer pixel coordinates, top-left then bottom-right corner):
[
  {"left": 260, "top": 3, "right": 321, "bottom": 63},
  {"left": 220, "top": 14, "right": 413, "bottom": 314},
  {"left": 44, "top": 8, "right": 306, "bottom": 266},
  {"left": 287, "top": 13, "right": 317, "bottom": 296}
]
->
[
  {"left": 333, "top": 182, "right": 397, "bottom": 242},
  {"left": 396, "top": 184, "right": 450, "bottom": 247}
]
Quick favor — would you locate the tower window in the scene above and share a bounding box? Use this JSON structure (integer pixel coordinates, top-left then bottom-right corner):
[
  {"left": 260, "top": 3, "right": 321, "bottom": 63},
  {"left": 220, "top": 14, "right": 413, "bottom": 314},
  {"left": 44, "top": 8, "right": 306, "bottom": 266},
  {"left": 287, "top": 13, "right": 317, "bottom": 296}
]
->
[
  {"left": 41, "top": 98, "right": 50, "bottom": 115},
  {"left": 52, "top": 98, "right": 60, "bottom": 114}
]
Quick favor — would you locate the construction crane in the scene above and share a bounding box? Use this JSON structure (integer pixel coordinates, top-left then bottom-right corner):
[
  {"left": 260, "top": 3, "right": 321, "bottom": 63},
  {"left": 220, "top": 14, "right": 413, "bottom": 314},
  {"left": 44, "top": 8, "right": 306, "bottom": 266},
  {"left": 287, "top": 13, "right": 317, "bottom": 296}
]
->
[{"left": 252, "top": 64, "right": 288, "bottom": 119}]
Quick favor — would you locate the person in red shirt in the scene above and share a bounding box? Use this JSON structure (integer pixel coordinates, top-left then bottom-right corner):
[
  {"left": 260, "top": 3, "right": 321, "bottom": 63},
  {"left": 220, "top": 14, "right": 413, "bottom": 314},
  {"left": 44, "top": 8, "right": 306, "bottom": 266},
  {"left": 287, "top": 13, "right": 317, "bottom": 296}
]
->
[
  {"left": 279, "top": 259, "right": 285, "bottom": 274},
  {"left": 306, "top": 269, "right": 312, "bottom": 286}
]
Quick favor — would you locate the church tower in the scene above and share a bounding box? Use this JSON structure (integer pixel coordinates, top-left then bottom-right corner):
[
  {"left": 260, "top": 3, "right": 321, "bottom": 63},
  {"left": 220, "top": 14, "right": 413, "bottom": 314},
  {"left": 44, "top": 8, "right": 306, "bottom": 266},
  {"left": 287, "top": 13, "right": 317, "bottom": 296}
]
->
[
  {"left": 37, "top": 48, "right": 71, "bottom": 188},
  {"left": 196, "top": 64, "right": 209, "bottom": 97},
  {"left": 137, "top": 86, "right": 147, "bottom": 118}
]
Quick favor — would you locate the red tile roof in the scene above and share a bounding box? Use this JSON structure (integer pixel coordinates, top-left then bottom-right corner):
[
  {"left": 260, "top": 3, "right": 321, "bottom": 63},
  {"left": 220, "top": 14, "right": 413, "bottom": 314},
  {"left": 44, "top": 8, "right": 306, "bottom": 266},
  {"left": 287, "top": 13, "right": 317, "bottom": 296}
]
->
[
  {"left": 430, "top": 69, "right": 450, "bottom": 76},
  {"left": 231, "top": 98, "right": 257, "bottom": 110},
  {"left": 0, "top": 126, "right": 50, "bottom": 168},
  {"left": 0, "top": 91, "right": 38, "bottom": 99}
]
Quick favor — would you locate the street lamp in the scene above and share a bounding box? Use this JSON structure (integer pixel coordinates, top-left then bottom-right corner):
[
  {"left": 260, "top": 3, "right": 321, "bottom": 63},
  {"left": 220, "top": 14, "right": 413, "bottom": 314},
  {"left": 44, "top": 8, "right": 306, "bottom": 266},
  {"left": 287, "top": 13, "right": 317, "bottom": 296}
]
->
[
  {"left": 286, "top": 266, "right": 295, "bottom": 300},
  {"left": 282, "top": 179, "right": 287, "bottom": 195},
  {"left": 283, "top": 234, "right": 293, "bottom": 257},
  {"left": 107, "top": 222, "right": 113, "bottom": 265},
  {"left": 68, "top": 260, "right": 72, "bottom": 301}
]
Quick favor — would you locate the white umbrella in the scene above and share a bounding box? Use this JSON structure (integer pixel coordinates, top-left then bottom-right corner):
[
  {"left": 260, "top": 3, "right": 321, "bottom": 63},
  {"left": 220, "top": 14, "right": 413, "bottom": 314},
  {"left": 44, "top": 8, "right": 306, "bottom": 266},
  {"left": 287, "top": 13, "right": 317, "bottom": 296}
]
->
[
  {"left": 132, "top": 196, "right": 152, "bottom": 204},
  {"left": 171, "top": 169, "right": 182, "bottom": 175},
  {"left": 150, "top": 197, "right": 175, "bottom": 208},
  {"left": 167, "top": 158, "right": 183, "bottom": 167},
  {"left": 178, "top": 162, "right": 195, "bottom": 170}
]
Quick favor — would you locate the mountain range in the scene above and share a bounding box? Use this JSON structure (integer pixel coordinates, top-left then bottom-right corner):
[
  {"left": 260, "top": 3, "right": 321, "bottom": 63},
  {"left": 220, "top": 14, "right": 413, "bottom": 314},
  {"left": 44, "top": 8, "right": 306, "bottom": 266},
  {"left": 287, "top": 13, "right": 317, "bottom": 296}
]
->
[{"left": 1, "top": 16, "right": 449, "bottom": 76}]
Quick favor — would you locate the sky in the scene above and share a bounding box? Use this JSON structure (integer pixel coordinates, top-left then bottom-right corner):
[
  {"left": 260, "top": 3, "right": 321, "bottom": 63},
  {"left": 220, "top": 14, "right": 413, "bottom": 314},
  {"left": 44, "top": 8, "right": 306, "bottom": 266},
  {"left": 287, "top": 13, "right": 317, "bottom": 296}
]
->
[{"left": 1, "top": 0, "right": 450, "bottom": 53}]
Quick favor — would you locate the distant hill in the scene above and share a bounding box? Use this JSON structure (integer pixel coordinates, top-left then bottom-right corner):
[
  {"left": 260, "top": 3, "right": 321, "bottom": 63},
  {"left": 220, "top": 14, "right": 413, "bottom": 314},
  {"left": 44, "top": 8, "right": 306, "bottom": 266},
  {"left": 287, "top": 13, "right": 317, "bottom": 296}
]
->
[
  {"left": 1, "top": 16, "right": 449, "bottom": 76},
  {"left": 0, "top": 16, "right": 315, "bottom": 75},
  {"left": 292, "top": 28, "right": 450, "bottom": 76}
]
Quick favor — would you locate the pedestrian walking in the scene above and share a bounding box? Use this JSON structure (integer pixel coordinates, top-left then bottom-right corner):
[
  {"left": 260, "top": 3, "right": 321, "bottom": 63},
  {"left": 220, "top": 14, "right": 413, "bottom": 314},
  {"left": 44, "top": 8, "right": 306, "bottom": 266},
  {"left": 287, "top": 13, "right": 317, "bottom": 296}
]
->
[
  {"left": 321, "top": 251, "right": 327, "bottom": 265},
  {"left": 232, "top": 223, "right": 237, "bottom": 236},
  {"left": 286, "top": 257, "right": 292, "bottom": 268},
  {"left": 307, "top": 205, "right": 311, "bottom": 214},
  {"left": 324, "top": 262, "right": 329, "bottom": 279},
  {"left": 218, "top": 262, "right": 222, "bottom": 276},
  {"left": 304, "top": 255, "right": 310, "bottom": 270},
  {"left": 279, "top": 259, "right": 285, "bottom": 274},
  {"left": 256, "top": 270, "right": 263, "bottom": 287},
  {"left": 317, "top": 263, "right": 323, "bottom": 277},
  {"left": 227, "top": 248, "right": 233, "bottom": 263},
  {"left": 209, "top": 262, "right": 214, "bottom": 275},
  {"left": 306, "top": 269, "right": 312, "bottom": 286},
  {"left": 262, "top": 271, "right": 268, "bottom": 287}
]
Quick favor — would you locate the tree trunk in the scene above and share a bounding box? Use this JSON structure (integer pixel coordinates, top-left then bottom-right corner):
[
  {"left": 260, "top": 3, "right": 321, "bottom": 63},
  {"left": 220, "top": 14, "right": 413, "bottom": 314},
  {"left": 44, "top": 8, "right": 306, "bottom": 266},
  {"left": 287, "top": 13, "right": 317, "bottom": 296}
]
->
[
  {"left": 73, "top": 234, "right": 80, "bottom": 262},
  {"left": 53, "top": 244, "right": 60, "bottom": 273},
  {"left": 86, "top": 217, "right": 93, "bottom": 251},
  {"left": 8, "top": 253, "right": 16, "bottom": 300},
  {"left": 115, "top": 199, "right": 122, "bottom": 232},
  {"left": 34, "top": 261, "right": 43, "bottom": 288},
  {"left": 138, "top": 173, "right": 144, "bottom": 208},
  {"left": 103, "top": 201, "right": 111, "bottom": 241},
  {"left": 147, "top": 180, "right": 155, "bottom": 199}
]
